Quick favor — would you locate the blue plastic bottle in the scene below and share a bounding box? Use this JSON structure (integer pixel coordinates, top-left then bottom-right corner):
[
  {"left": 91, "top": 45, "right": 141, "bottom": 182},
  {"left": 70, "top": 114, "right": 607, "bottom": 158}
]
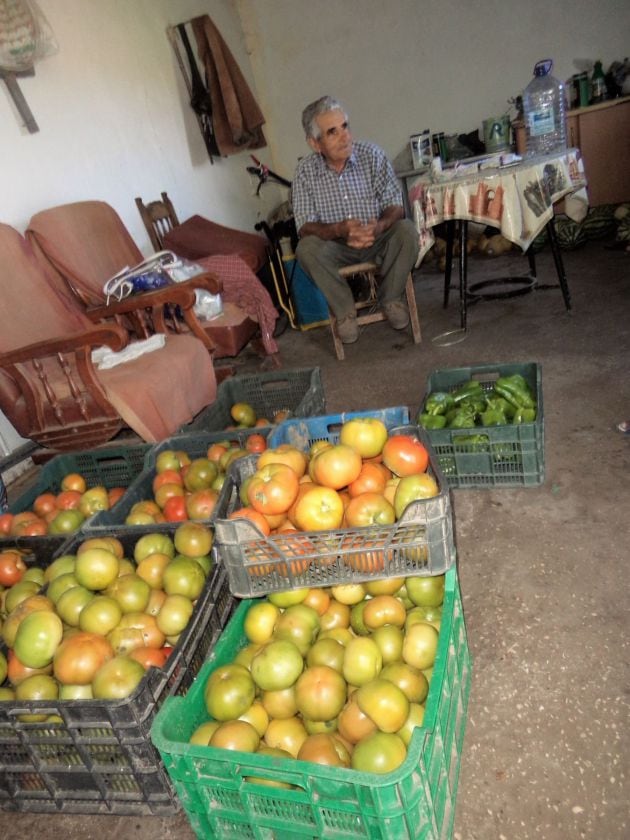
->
[{"left": 523, "top": 59, "right": 567, "bottom": 155}]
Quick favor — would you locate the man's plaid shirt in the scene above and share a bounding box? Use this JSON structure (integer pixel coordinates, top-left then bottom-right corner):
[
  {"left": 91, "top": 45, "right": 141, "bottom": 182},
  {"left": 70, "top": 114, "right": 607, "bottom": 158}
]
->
[{"left": 292, "top": 141, "right": 403, "bottom": 233}]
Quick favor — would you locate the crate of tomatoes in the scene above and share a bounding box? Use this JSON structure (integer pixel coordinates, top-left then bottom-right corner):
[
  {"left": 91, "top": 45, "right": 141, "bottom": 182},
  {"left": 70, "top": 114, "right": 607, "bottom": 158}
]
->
[
  {"left": 150, "top": 567, "right": 472, "bottom": 840},
  {"left": 0, "top": 522, "right": 237, "bottom": 815},
  {"left": 213, "top": 409, "right": 455, "bottom": 598}
]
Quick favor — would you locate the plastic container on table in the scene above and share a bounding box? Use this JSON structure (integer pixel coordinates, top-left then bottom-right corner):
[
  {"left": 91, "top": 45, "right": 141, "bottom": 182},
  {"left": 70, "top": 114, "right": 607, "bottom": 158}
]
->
[
  {"left": 523, "top": 59, "right": 566, "bottom": 155},
  {"left": 151, "top": 566, "right": 472, "bottom": 840}
]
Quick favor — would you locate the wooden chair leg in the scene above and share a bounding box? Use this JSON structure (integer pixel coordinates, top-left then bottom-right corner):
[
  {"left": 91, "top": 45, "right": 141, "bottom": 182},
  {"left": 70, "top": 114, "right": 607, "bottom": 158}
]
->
[
  {"left": 405, "top": 273, "right": 422, "bottom": 344},
  {"left": 329, "top": 312, "right": 345, "bottom": 361}
]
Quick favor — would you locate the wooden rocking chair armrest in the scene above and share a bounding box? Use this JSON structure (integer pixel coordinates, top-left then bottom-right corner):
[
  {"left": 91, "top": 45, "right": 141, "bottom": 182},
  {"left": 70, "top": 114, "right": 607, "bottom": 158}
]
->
[
  {"left": 188, "top": 271, "right": 223, "bottom": 295},
  {"left": 0, "top": 324, "right": 129, "bottom": 365}
]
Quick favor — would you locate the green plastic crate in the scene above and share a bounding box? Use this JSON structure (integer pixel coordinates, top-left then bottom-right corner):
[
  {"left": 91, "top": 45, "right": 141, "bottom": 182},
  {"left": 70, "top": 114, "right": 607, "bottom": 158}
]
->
[
  {"left": 2, "top": 444, "right": 151, "bottom": 551},
  {"left": 151, "top": 566, "right": 471, "bottom": 839},
  {"left": 182, "top": 368, "right": 325, "bottom": 433},
  {"left": 419, "top": 362, "right": 544, "bottom": 488}
]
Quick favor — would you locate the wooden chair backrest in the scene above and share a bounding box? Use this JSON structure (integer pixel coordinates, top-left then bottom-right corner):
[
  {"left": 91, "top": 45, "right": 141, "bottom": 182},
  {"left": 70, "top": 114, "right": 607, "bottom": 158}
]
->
[{"left": 135, "top": 192, "right": 180, "bottom": 251}]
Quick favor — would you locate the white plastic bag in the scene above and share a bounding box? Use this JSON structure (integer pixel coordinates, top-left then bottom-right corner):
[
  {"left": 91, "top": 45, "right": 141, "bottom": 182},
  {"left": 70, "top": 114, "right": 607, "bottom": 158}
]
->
[{"left": 193, "top": 289, "right": 223, "bottom": 320}]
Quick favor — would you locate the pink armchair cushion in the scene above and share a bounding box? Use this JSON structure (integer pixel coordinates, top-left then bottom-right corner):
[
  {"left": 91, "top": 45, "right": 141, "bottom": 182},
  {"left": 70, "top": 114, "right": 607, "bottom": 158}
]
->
[
  {"left": 97, "top": 334, "right": 216, "bottom": 442},
  {"left": 163, "top": 214, "right": 268, "bottom": 273},
  {"left": 0, "top": 223, "right": 216, "bottom": 443},
  {"left": 27, "top": 201, "right": 144, "bottom": 306}
]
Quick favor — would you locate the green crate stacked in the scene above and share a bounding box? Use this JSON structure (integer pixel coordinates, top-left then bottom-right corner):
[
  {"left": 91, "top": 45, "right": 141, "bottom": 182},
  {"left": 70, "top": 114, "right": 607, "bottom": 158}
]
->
[
  {"left": 2, "top": 444, "right": 151, "bottom": 553},
  {"left": 182, "top": 367, "right": 326, "bottom": 433},
  {"left": 213, "top": 410, "right": 456, "bottom": 597},
  {"left": 418, "top": 362, "right": 544, "bottom": 488},
  {"left": 150, "top": 566, "right": 471, "bottom": 840},
  {"left": 0, "top": 528, "right": 238, "bottom": 815}
]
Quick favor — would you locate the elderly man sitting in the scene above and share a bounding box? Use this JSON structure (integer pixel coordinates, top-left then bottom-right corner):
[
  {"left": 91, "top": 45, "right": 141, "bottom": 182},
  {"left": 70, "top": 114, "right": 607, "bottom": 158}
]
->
[{"left": 292, "top": 95, "right": 419, "bottom": 345}]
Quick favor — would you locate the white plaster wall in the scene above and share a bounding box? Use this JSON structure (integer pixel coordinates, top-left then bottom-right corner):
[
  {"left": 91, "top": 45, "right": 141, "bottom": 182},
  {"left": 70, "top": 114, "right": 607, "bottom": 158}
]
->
[
  {"left": 237, "top": 0, "right": 630, "bottom": 174},
  {"left": 0, "top": 0, "right": 282, "bottom": 249}
]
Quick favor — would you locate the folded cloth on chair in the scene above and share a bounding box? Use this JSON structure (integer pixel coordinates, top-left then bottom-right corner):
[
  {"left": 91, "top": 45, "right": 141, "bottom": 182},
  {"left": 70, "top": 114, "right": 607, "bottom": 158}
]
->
[
  {"left": 198, "top": 254, "right": 279, "bottom": 355},
  {"left": 92, "top": 334, "right": 166, "bottom": 370},
  {"left": 163, "top": 215, "right": 268, "bottom": 272}
]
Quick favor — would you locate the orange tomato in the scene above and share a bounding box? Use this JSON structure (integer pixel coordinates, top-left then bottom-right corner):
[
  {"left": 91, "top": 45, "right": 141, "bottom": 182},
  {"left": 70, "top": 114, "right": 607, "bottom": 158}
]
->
[
  {"left": 228, "top": 507, "right": 271, "bottom": 536},
  {"left": 162, "top": 495, "right": 188, "bottom": 522},
  {"left": 348, "top": 462, "right": 388, "bottom": 498},
  {"left": 0, "top": 512, "right": 14, "bottom": 535},
  {"left": 344, "top": 493, "right": 395, "bottom": 527},
  {"left": 311, "top": 445, "right": 362, "bottom": 490},
  {"left": 61, "top": 473, "right": 87, "bottom": 494},
  {"left": 257, "top": 445, "right": 308, "bottom": 478},
  {"left": 107, "top": 487, "right": 126, "bottom": 507},
  {"left": 245, "top": 434, "right": 267, "bottom": 454},
  {"left": 152, "top": 469, "right": 184, "bottom": 494},
  {"left": 207, "top": 442, "right": 229, "bottom": 463},
  {"left": 129, "top": 646, "right": 170, "bottom": 670},
  {"left": 247, "top": 464, "right": 299, "bottom": 515}
]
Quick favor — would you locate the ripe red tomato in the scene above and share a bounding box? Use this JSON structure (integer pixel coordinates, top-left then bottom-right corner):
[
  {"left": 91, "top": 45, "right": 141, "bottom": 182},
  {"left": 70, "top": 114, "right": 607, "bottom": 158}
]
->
[
  {"left": 0, "top": 550, "right": 27, "bottom": 586},
  {"left": 129, "top": 646, "right": 170, "bottom": 670},
  {"left": 152, "top": 469, "right": 184, "bottom": 494},
  {"left": 55, "top": 490, "right": 83, "bottom": 510},
  {"left": 382, "top": 435, "right": 429, "bottom": 477},
  {"left": 162, "top": 495, "right": 188, "bottom": 522},
  {"left": 33, "top": 493, "right": 58, "bottom": 518}
]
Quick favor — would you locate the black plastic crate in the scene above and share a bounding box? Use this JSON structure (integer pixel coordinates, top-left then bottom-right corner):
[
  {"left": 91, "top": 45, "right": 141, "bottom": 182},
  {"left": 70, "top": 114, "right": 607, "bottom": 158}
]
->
[
  {"left": 86, "top": 428, "right": 272, "bottom": 533},
  {"left": 2, "top": 444, "right": 150, "bottom": 553},
  {"left": 182, "top": 367, "right": 325, "bottom": 432},
  {"left": 0, "top": 527, "right": 238, "bottom": 815}
]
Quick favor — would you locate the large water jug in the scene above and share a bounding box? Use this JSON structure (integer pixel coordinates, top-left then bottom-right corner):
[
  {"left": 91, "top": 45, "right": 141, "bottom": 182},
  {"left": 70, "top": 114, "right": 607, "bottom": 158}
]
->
[{"left": 523, "top": 59, "right": 566, "bottom": 155}]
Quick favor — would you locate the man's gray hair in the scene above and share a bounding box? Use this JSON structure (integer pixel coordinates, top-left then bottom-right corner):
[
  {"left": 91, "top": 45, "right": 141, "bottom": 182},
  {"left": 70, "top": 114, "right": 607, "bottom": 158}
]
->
[{"left": 302, "top": 96, "right": 348, "bottom": 140}]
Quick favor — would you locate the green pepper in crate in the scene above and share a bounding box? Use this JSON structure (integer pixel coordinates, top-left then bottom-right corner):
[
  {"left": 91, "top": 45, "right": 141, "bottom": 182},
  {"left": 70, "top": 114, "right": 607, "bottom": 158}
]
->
[
  {"left": 494, "top": 375, "right": 536, "bottom": 410},
  {"left": 459, "top": 394, "right": 487, "bottom": 416},
  {"left": 512, "top": 406, "right": 537, "bottom": 424},
  {"left": 480, "top": 406, "right": 507, "bottom": 426},
  {"left": 449, "top": 404, "right": 477, "bottom": 429},
  {"left": 419, "top": 413, "right": 448, "bottom": 430},
  {"left": 486, "top": 394, "right": 515, "bottom": 419},
  {"left": 452, "top": 433, "right": 490, "bottom": 451},
  {"left": 452, "top": 380, "right": 484, "bottom": 404},
  {"left": 423, "top": 391, "right": 455, "bottom": 416}
]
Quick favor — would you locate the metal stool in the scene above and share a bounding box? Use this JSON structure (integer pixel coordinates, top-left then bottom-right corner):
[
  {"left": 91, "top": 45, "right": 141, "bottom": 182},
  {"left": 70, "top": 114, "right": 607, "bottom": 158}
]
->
[{"left": 329, "top": 262, "right": 422, "bottom": 360}]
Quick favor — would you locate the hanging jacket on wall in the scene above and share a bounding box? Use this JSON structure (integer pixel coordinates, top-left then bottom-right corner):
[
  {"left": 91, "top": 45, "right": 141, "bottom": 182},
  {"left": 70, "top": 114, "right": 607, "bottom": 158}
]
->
[
  {"left": 176, "top": 23, "right": 220, "bottom": 157},
  {"left": 191, "top": 14, "right": 266, "bottom": 156}
]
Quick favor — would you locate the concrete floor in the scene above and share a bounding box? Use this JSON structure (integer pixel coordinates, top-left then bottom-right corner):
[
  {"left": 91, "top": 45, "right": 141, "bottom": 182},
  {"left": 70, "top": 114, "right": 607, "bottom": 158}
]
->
[{"left": 1, "top": 239, "right": 629, "bottom": 839}]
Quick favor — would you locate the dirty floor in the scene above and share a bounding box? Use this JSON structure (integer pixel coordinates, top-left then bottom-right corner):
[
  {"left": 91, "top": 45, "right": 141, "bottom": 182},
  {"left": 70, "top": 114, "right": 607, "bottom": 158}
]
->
[{"left": 1, "top": 240, "right": 629, "bottom": 839}]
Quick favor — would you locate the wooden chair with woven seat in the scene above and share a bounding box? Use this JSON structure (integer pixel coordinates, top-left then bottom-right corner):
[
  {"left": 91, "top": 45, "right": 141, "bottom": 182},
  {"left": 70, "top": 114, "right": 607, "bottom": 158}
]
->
[{"left": 329, "top": 262, "right": 422, "bottom": 360}]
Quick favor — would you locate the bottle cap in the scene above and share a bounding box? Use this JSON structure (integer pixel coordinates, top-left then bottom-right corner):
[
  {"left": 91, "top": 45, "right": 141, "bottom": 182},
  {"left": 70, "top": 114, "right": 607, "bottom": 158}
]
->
[{"left": 534, "top": 59, "right": 553, "bottom": 77}]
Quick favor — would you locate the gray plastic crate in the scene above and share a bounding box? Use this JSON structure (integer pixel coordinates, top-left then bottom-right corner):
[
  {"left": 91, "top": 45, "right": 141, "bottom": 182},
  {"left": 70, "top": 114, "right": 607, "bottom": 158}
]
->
[{"left": 214, "top": 417, "right": 455, "bottom": 597}]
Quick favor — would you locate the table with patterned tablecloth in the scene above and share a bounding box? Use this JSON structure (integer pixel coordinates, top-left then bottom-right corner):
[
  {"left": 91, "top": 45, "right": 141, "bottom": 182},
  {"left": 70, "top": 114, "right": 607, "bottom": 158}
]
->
[{"left": 407, "top": 149, "right": 588, "bottom": 334}]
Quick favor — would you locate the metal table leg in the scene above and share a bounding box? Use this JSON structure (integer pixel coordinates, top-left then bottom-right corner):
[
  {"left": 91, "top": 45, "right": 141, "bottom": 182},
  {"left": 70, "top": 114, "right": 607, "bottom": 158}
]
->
[
  {"left": 459, "top": 220, "right": 468, "bottom": 331},
  {"left": 443, "top": 220, "right": 456, "bottom": 308},
  {"left": 543, "top": 218, "right": 572, "bottom": 311}
]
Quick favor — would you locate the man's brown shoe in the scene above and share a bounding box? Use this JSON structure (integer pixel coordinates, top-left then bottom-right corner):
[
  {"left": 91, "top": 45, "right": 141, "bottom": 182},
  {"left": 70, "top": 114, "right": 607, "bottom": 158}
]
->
[
  {"left": 337, "top": 313, "right": 359, "bottom": 344},
  {"left": 383, "top": 300, "right": 410, "bottom": 330}
]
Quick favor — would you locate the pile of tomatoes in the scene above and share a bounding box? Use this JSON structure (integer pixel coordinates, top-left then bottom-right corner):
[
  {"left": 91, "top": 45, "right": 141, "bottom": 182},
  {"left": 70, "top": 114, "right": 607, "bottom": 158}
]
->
[
  {"left": 0, "top": 472, "right": 126, "bottom": 539},
  {"left": 192, "top": 574, "right": 445, "bottom": 775},
  {"left": 225, "top": 418, "right": 439, "bottom": 560},
  {"left": 0, "top": 522, "right": 213, "bottom": 718}
]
